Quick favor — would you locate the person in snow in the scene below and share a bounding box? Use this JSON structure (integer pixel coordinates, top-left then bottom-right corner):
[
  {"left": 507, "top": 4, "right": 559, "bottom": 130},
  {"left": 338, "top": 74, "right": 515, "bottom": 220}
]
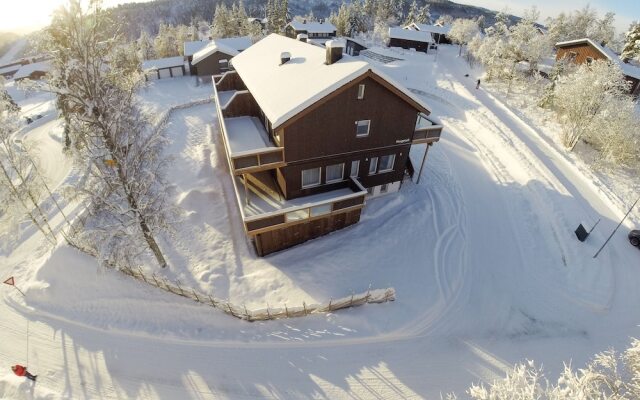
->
[
  {"left": 476, "top": 79, "right": 481, "bottom": 89},
  {"left": 12, "top": 364, "right": 37, "bottom": 382}
]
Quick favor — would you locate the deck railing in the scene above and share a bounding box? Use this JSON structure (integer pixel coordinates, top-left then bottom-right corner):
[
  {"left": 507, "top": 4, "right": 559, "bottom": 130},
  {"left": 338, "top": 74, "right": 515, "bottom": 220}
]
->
[
  {"left": 232, "top": 147, "right": 285, "bottom": 175},
  {"left": 243, "top": 178, "right": 367, "bottom": 235}
]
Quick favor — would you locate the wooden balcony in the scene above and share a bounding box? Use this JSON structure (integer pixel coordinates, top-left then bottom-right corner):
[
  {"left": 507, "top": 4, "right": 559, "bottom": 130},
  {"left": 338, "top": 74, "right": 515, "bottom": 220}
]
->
[
  {"left": 239, "top": 176, "right": 368, "bottom": 236},
  {"left": 413, "top": 113, "right": 443, "bottom": 144}
]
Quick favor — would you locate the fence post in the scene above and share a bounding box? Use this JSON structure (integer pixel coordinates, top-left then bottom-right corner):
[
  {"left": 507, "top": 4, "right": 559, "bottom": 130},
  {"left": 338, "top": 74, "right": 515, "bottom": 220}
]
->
[
  {"left": 175, "top": 279, "right": 185, "bottom": 296},
  {"left": 192, "top": 289, "right": 200, "bottom": 302},
  {"left": 208, "top": 294, "right": 216, "bottom": 308},
  {"left": 138, "top": 266, "right": 147, "bottom": 283},
  {"left": 328, "top": 298, "right": 333, "bottom": 312},
  {"left": 227, "top": 302, "right": 235, "bottom": 317}
]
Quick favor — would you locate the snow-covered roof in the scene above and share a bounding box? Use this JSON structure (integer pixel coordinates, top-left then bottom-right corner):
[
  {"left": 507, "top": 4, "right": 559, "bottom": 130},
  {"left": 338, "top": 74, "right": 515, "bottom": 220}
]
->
[
  {"left": 287, "top": 21, "right": 337, "bottom": 34},
  {"left": 191, "top": 36, "right": 253, "bottom": 65},
  {"left": 13, "top": 61, "right": 50, "bottom": 80},
  {"left": 408, "top": 23, "right": 451, "bottom": 35},
  {"left": 185, "top": 37, "right": 253, "bottom": 58},
  {"left": 142, "top": 56, "right": 184, "bottom": 71},
  {"left": 184, "top": 40, "right": 211, "bottom": 57},
  {"left": 556, "top": 38, "right": 640, "bottom": 80},
  {"left": 230, "top": 34, "right": 432, "bottom": 129},
  {"left": 0, "top": 64, "right": 20, "bottom": 75},
  {"left": 389, "top": 27, "right": 433, "bottom": 43}
]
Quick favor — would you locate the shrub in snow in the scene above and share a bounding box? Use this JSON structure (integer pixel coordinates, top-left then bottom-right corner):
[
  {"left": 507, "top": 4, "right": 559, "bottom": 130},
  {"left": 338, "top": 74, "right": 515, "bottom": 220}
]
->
[
  {"left": 552, "top": 59, "right": 638, "bottom": 164},
  {"left": 458, "top": 338, "right": 640, "bottom": 400}
]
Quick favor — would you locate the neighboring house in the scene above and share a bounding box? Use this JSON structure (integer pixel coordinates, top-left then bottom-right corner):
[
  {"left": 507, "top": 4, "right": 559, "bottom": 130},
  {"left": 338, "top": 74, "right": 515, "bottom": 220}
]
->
[
  {"left": 406, "top": 23, "right": 452, "bottom": 45},
  {"left": 184, "top": 40, "right": 211, "bottom": 68},
  {"left": 555, "top": 38, "right": 640, "bottom": 96},
  {"left": 13, "top": 61, "right": 50, "bottom": 81},
  {"left": 212, "top": 34, "right": 443, "bottom": 256},
  {"left": 388, "top": 27, "right": 433, "bottom": 53},
  {"left": 285, "top": 20, "right": 337, "bottom": 42},
  {"left": 344, "top": 37, "right": 367, "bottom": 56},
  {"left": 141, "top": 56, "right": 186, "bottom": 81},
  {"left": 191, "top": 36, "right": 252, "bottom": 77},
  {"left": 0, "top": 64, "right": 21, "bottom": 79}
]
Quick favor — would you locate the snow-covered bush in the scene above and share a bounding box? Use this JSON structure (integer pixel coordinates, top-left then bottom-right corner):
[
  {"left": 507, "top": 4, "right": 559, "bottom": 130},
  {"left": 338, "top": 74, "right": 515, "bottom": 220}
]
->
[
  {"left": 449, "top": 18, "right": 480, "bottom": 57},
  {"left": 552, "top": 59, "right": 639, "bottom": 166},
  {"left": 459, "top": 338, "right": 640, "bottom": 400}
]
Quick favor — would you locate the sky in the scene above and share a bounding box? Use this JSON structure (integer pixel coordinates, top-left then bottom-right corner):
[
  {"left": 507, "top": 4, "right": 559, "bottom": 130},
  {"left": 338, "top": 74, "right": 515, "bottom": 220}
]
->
[
  {"left": 0, "top": 0, "right": 637, "bottom": 34},
  {"left": 0, "top": 0, "right": 153, "bottom": 33},
  {"left": 460, "top": 0, "right": 639, "bottom": 33}
]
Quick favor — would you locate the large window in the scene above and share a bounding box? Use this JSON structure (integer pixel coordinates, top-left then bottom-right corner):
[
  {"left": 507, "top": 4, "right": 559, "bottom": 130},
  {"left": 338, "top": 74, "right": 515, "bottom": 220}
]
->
[
  {"left": 350, "top": 160, "right": 360, "bottom": 178},
  {"left": 326, "top": 163, "right": 344, "bottom": 183},
  {"left": 302, "top": 167, "right": 321, "bottom": 188},
  {"left": 356, "top": 120, "right": 370, "bottom": 137},
  {"left": 368, "top": 157, "right": 378, "bottom": 175},
  {"left": 378, "top": 154, "right": 395, "bottom": 172}
]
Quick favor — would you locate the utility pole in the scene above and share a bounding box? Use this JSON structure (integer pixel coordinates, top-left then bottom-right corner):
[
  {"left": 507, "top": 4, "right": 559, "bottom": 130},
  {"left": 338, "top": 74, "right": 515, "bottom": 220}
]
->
[{"left": 593, "top": 196, "right": 639, "bottom": 258}]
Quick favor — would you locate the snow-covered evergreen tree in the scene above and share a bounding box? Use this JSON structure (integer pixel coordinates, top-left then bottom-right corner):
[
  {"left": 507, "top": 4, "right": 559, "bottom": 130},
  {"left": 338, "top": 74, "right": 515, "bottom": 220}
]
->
[
  {"left": 44, "top": 0, "right": 172, "bottom": 268},
  {"left": 415, "top": 3, "right": 431, "bottom": 25},
  {"left": 211, "top": 4, "right": 234, "bottom": 38},
  {"left": 621, "top": 22, "right": 640, "bottom": 62}
]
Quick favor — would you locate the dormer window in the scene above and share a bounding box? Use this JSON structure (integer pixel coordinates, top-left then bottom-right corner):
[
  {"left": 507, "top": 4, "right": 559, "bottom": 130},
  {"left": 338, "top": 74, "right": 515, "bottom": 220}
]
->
[
  {"left": 586, "top": 56, "right": 594, "bottom": 65},
  {"left": 357, "top": 84, "right": 365, "bottom": 100}
]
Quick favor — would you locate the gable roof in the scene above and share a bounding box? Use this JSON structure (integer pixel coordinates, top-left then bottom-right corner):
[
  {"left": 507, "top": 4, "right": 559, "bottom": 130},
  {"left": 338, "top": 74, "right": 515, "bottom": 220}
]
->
[
  {"left": 230, "top": 34, "right": 432, "bottom": 129},
  {"left": 408, "top": 23, "right": 451, "bottom": 35},
  {"left": 556, "top": 38, "right": 640, "bottom": 80},
  {"left": 184, "top": 40, "right": 211, "bottom": 57},
  {"left": 184, "top": 37, "right": 252, "bottom": 59},
  {"left": 389, "top": 27, "right": 433, "bottom": 43},
  {"left": 191, "top": 36, "right": 253, "bottom": 65},
  {"left": 287, "top": 21, "right": 337, "bottom": 34}
]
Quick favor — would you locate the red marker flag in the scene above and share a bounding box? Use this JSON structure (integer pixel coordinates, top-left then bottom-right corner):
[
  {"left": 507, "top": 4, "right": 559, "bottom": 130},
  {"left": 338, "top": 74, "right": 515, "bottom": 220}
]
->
[{"left": 3, "top": 277, "right": 14, "bottom": 286}]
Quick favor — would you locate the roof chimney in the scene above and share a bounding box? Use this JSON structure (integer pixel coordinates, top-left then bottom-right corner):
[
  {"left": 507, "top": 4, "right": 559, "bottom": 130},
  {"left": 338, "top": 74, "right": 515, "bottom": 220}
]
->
[
  {"left": 280, "top": 51, "right": 291, "bottom": 65},
  {"left": 296, "top": 33, "right": 308, "bottom": 42},
  {"left": 325, "top": 40, "right": 344, "bottom": 65}
]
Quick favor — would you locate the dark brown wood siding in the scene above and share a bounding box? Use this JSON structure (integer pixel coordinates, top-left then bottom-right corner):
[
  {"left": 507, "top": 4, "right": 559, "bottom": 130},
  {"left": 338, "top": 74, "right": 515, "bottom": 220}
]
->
[
  {"left": 195, "top": 51, "right": 234, "bottom": 77},
  {"left": 388, "top": 38, "right": 429, "bottom": 53},
  {"left": 254, "top": 209, "right": 361, "bottom": 256},
  {"left": 279, "top": 75, "right": 417, "bottom": 198},
  {"left": 556, "top": 43, "right": 607, "bottom": 65}
]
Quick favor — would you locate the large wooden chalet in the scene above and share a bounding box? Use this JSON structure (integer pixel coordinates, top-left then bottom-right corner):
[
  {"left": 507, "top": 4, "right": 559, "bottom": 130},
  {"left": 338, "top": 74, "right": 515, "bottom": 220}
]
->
[
  {"left": 556, "top": 38, "right": 640, "bottom": 96},
  {"left": 213, "top": 34, "right": 443, "bottom": 256},
  {"left": 388, "top": 27, "right": 433, "bottom": 53},
  {"left": 285, "top": 20, "right": 337, "bottom": 43},
  {"left": 184, "top": 37, "right": 252, "bottom": 77}
]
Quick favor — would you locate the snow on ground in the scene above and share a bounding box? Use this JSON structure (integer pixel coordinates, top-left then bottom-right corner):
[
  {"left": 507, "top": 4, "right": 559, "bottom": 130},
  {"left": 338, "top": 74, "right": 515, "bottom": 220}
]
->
[{"left": 1, "top": 45, "right": 640, "bottom": 399}]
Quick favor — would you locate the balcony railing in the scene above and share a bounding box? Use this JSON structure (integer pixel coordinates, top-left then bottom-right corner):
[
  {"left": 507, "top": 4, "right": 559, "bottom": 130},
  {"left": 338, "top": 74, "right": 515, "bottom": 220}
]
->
[
  {"left": 413, "top": 113, "right": 443, "bottom": 144},
  {"left": 242, "top": 177, "right": 368, "bottom": 236},
  {"left": 232, "top": 147, "right": 285, "bottom": 175}
]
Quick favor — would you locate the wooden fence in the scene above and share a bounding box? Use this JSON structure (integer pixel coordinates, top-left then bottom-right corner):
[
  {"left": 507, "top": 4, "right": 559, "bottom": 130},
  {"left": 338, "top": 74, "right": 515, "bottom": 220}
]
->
[{"left": 119, "top": 264, "right": 395, "bottom": 321}]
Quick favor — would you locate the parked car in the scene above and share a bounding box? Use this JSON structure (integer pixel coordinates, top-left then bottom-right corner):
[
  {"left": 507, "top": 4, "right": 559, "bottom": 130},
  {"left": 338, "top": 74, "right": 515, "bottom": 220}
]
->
[{"left": 629, "top": 230, "right": 640, "bottom": 247}]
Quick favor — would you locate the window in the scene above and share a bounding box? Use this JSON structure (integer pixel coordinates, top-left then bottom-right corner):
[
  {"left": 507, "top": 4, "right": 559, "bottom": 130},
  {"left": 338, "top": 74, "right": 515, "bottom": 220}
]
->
[
  {"left": 568, "top": 51, "right": 578, "bottom": 61},
  {"left": 219, "top": 59, "right": 229, "bottom": 71},
  {"left": 326, "top": 163, "right": 344, "bottom": 183},
  {"left": 380, "top": 184, "right": 388, "bottom": 194},
  {"left": 302, "top": 167, "right": 321, "bottom": 188},
  {"left": 368, "top": 157, "right": 378, "bottom": 175},
  {"left": 350, "top": 160, "right": 360, "bottom": 177},
  {"left": 357, "top": 84, "right": 365, "bottom": 100},
  {"left": 356, "top": 120, "right": 370, "bottom": 137},
  {"left": 378, "top": 154, "right": 395, "bottom": 172},
  {"left": 586, "top": 56, "right": 594, "bottom": 64}
]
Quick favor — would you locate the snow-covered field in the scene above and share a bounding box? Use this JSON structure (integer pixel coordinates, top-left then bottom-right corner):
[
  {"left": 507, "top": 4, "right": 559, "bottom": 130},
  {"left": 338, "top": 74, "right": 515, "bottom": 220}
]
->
[{"left": 1, "top": 46, "right": 639, "bottom": 399}]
